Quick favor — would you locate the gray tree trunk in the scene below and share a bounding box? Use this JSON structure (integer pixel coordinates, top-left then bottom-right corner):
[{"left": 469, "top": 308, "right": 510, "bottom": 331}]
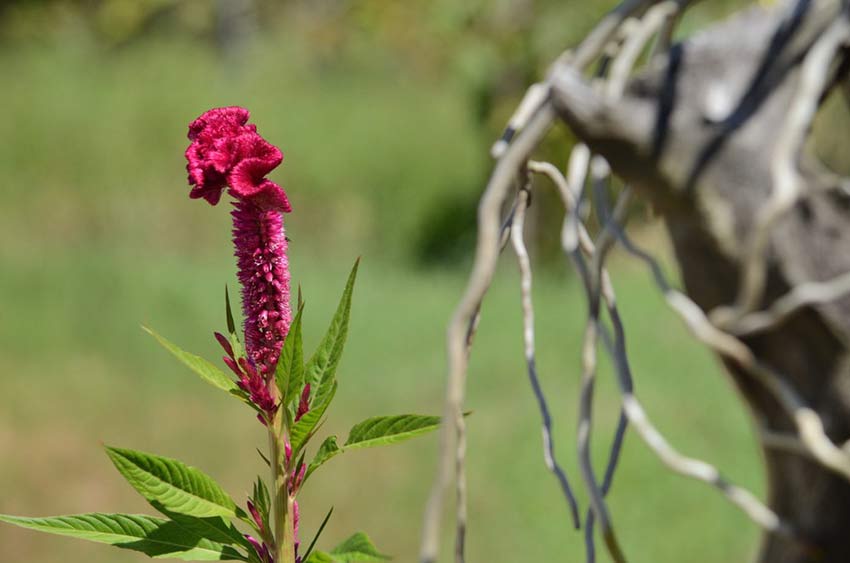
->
[{"left": 550, "top": 3, "right": 850, "bottom": 561}]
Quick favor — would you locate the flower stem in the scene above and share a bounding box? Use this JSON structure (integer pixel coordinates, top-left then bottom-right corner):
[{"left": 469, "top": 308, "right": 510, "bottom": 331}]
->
[{"left": 269, "top": 407, "right": 295, "bottom": 563}]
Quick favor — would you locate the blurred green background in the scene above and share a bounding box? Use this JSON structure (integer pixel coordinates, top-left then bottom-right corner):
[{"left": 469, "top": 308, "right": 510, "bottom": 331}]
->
[{"left": 0, "top": 1, "right": 772, "bottom": 562}]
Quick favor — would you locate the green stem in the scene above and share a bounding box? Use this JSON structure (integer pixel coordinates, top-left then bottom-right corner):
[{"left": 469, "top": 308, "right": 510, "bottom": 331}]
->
[
  {"left": 282, "top": 494, "right": 297, "bottom": 563},
  {"left": 269, "top": 408, "right": 296, "bottom": 563}
]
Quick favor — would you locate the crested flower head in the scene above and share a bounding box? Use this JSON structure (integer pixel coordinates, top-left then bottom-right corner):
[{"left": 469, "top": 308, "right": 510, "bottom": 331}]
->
[
  {"left": 186, "top": 106, "right": 292, "bottom": 403},
  {"left": 185, "top": 106, "right": 291, "bottom": 212}
]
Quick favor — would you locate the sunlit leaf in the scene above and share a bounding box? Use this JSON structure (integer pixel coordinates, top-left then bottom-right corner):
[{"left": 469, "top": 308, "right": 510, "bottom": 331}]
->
[
  {"left": 143, "top": 327, "right": 236, "bottom": 393},
  {"left": 162, "top": 512, "right": 249, "bottom": 548},
  {"left": 106, "top": 447, "right": 237, "bottom": 519},
  {"left": 305, "top": 437, "right": 341, "bottom": 480},
  {"left": 0, "top": 513, "right": 247, "bottom": 561},
  {"left": 305, "top": 551, "right": 334, "bottom": 563},
  {"left": 277, "top": 304, "right": 304, "bottom": 406},
  {"left": 344, "top": 415, "right": 440, "bottom": 450},
  {"left": 305, "top": 259, "right": 359, "bottom": 407},
  {"left": 330, "top": 532, "right": 390, "bottom": 562}
]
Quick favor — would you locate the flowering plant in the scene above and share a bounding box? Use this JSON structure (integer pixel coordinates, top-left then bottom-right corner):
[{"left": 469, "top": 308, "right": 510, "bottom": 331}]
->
[{"left": 0, "top": 107, "right": 440, "bottom": 563}]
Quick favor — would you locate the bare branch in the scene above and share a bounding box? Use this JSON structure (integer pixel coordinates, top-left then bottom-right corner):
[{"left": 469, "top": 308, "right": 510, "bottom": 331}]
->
[
  {"left": 606, "top": 1, "right": 679, "bottom": 100},
  {"left": 608, "top": 221, "right": 850, "bottom": 482},
  {"left": 559, "top": 0, "right": 667, "bottom": 72},
  {"left": 510, "top": 186, "right": 582, "bottom": 529},
  {"left": 761, "top": 430, "right": 850, "bottom": 460},
  {"left": 491, "top": 0, "right": 668, "bottom": 159},
  {"left": 445, "top": 196, "right": 528, "bottom": 563},
  {"left": 732, "top": 270, "right": 850, "bottom": 335},
  {"left": 420, "top": 106, "right": 556, "bottom": 563},
  {"left": 585, "top": 180, "right": 632, "bottom": 563},
  {"left": 578, "top": 317, "right": 627, "bottom": 563},
  {"left": 530, "top": 161, "right": 789, "bottom": 537}
]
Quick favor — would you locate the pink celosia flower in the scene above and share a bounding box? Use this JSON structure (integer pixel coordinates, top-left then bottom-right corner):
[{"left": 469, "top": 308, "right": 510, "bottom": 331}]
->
[
  {"left": 185, "top": 107, "right": 291, "bottom": 211},
  {"left": 232, "top": 202, "right": 291, "bottom": 377},
  {"left": 187, "top": 107, "right": 292, "bottom": 411}
]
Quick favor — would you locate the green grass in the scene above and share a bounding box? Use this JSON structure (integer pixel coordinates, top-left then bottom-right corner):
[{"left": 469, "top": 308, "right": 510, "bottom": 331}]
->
[{"left": 0, "top": 30, "right": 763, "bottom": 563}]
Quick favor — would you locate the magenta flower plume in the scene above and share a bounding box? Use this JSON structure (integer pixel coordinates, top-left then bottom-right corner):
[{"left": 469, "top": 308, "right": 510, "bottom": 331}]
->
[
  {"left": 187, "top": 107, "right": 292, "bottom": 412},
  {"left": 233, "top": 202, "right": 292, "bottom": 377}
]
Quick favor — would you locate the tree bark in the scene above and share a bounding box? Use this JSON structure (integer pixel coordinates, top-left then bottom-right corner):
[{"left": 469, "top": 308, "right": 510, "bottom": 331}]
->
[{"left": 550, "top": 3, "right": 850, "bottom": 561}]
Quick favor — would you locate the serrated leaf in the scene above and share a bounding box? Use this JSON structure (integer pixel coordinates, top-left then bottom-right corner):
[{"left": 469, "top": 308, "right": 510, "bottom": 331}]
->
[
  {"left": 0, "top": 513, "right": 247, "bottom": 561},
  {"left": 305, "top": 437, "right": 341, "bottom": 481},
  {"left": 344, "top": 415, "right": 441, "bottom": 450},
  {"left": 143, "top": 327, "right": 236, "bottom": 393},
  {"left": 305, "top": 260, "right": 359, "bottom": 406},
  {"left": 106, "top": 447, "right": 237, "bottom": 519},
  {"left": 163, "top": 512, "right": 249, "bottom": 548},
  {"left": 277, "top": 304, "right": 304, "bottom": 406},
  {"left": 290, "top": 382, "right": 337, "bottom": 454},
  {"left": 330, "top": 532, "right": 390, "bottom": 562},
  {"left": 305, "top": 551, "right": 334, "bottom": 563}
]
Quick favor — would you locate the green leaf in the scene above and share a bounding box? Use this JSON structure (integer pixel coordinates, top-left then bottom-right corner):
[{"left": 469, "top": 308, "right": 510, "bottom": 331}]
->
[
  {"left": 256, "top": 448, "right": 271, "bottom": 467},
  {"left": 344, "top": 415, "right": 441, "bottom": 450},
  {"left": 224, "top": 286, "right": 244, "bottom": 359},
  {"left": 252, "top": 477, "right": 270, "bottom": 520},
  {"left": 143, "top": 326, "right": 237, "bottom": 394},
  {"left": 163, "top": 513, "right": 249, "bottom": 548},
  {"left": 0, "top": 513, "right": 247, "bottom": 561},
  {"left": 330, "top": 532, "right": 390, "bottom": 562},
  {"left": 305, "top": 551, "right": 335, "bottom": 563},
  {"left": 225, "top": 286, "right": 238, "bottom": 338},
  {"left": 105, "top": 447, "right": 237, "bottom": 519},
  {"left": 277, "top": 303, "right": 305, "bottom": 407},
  {"left": 305, "top": 259, "right": 359, "bottom": 406},
  {"left": 305, "top": 437, "right": 341, "bottom": 480},
  {"left": 290, "top": 382, "right": 337, "bottom": 454}
]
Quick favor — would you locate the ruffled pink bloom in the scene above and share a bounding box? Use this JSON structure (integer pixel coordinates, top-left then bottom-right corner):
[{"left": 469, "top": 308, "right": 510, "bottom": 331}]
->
[
  {"left": 185, "top": 107, "right": 290, "bottom": 211},
  {"left": 187, "top": 107, "right": 292, "bottom": 404}
]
